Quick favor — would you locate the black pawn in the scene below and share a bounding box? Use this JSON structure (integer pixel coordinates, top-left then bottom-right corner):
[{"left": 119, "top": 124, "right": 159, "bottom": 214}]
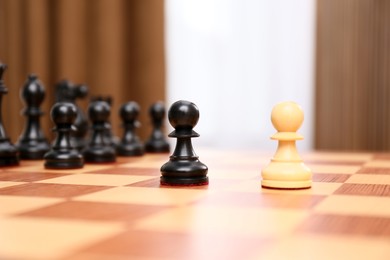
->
[
  {"left": 83, "top": 101, "right": 116, "bottom": 163},
  {"left": 160, "top": 100, "right": 208, "bottom": 186},
  {"left": 0, "top": 64, "right": 19, "bottom": 166},
  {"left": 56, "top": 80, "right": 89, "bottom": 150},
  {"left": 44, "top": 102, "right": 84, "bottom": 169},
  {"left": 145, "top": 102, "right": 170, "bottom": 153},
  {"left": 17, "top": 74, "right": 50, "bottom": 159},
  {"left": 90, "top": 96, "right": 119, "bottom": 147},
  {"left": 117, "top": 102, "right": 144, "bottom": 156}
]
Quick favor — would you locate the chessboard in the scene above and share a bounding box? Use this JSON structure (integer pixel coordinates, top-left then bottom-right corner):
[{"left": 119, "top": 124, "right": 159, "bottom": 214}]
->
[{"left": 0, "top": 149, "right": 389, "bottom": 260}]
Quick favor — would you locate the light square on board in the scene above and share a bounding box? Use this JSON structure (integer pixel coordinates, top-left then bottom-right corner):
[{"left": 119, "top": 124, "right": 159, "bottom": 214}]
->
[
  {"left": 256, "top": 234, "right": 390, "bottom": 260},
  {"left": 0, "top": 181, "right": 26, "bottom": 189},
  {"left": 364, "top": 160, "right": 390, "bottom": 168},
  {"left": 346, "top": 174, "right": 390, "bottom": 185},
  {"left": 314, "top": 195, "right": 390, "bottom": 217},
  {"left": 37, "top": 174, "right": 157, "bottom": 187},
  {"left": 134, "top": 205, "right": 309, "bottom": 237},
  {"left": 309, "top": 164, "right": 361, "bottom": 174},
  {"left": 0, "top": 216, "right": 125, "bottom": 260},
  {"left": 0, "top": 195, "right": 63, "bottom": 215},
  {"left": 302, "top": 152, "right": 373, "bottom": 162},
  {"left": 73, "top": 229, "right": 270, "bottom": 260},
  {"left": 74, "top": 186, "right": 210, "bottom": 206},
  {"left": 194, "top": 191, "right": 325, "bottom": 209},
  {"left": 85, "top": 167, "right": 159, "bottom": 176},
  {"left": 18, "top": 201, "right": 171, "bottom": 223}
]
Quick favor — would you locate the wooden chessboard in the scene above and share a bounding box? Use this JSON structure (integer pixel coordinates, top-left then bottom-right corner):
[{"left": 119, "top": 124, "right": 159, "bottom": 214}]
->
[{"left": 0, "top": 149, "right": 389, "bottom": 260}]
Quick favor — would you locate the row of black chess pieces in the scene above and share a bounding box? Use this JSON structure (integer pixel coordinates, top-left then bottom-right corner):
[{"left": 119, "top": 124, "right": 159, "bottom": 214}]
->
[{"left": 0, "top": 63, "right": 208, "bottom": 186}]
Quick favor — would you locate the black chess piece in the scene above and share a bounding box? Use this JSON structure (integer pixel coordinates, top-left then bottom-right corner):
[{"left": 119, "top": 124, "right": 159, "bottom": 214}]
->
[
  {"left": 145, "top": 102, "right": 170, "bottom": 153},
  {"left": 160, "top": 100, "right": 208, "bottom": 186},
  {"left": 56, "top": 80, "right": 88, "bottom": 150},
  {"left": 17, "top": 74, "right": 50, "bottom": 159},
  {"left": 44, "top": 102, "right": 84, "bottom": 169},
  {"left": 0, "top": 64, "right": 19, "bottom": 166},
  {"left": 90, "top": 96, "right": 119, "bottom": 147},
  {"left": 116, "top": 101, "right": 144, "bottom": 156},
  {"left": 83, "top": 101, "right": 116, "bottom": 163}
]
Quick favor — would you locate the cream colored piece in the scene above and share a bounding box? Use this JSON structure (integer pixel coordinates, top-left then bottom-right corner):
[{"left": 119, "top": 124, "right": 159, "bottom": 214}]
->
[{"left": 261, "top": 102, "right": 312, "bottom": 189}]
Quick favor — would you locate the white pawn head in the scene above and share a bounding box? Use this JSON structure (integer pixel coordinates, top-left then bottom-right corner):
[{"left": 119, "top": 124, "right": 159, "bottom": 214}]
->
[{"left": 271, "top": 101, "right": 304, "bottom": 133}]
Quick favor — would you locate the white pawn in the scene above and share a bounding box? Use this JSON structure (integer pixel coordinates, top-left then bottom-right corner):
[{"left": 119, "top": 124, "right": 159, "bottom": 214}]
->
[{"left": 261, "top": 102, "right": 312, "bottom": 189}]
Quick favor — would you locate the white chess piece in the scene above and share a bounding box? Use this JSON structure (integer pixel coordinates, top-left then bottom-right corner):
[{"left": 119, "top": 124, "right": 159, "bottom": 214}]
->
[{"left": 261, "top": 101, "right": 312, "bottom": 189}]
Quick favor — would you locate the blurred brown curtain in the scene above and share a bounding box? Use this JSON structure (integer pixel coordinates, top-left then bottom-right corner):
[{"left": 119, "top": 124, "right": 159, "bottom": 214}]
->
[
  {"left": 0, "top": 0, "right": 165, "bottom": 142},
  {"left": 315, "top": 0, "right": 390, "bottom": 150}
]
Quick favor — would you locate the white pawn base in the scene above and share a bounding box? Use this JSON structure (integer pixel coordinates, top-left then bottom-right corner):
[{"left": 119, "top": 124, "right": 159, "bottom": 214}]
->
[{"left": 261, "top": 161, "right": 312, "bottom": 189}]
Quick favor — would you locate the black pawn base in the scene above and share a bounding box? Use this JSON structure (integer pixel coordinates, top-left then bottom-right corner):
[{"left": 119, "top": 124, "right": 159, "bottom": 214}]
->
[
  {"left": 145, "top": 141, "right": 170, "bottom": 153},
  {"left": 117, "top": 143, "right": 144, "bottom": 156},
  {"left": 0, "top": 140, "right": 19, "bottom": 166},
  {"left": 44, "top": 150, "right": 84, "bottom": 169},
  {"left": 18, "top": 140, "right": 50, "bottom": 160},
  {"left": 83, "top": 147, "right": 116, "bottom": 163},
  {"left": 160, "top": 159, "right": 208, "bottom": 186}
]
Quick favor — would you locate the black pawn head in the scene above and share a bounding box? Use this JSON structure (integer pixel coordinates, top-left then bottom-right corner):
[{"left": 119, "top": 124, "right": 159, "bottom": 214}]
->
[
  {"left": 168, "top": 100, "right": 199, "bottom": 136},
  {"left": 89, "top": 101, "right": 110, "bottom": 123},
  {"left": 150, "top": 102, "right": 165, "bottom": 121},
  {"left": 74, "top": 84, "right": 88, "bottom": 99},
  {"left": 22, "top": 74, "right": 45, "bottom": 107},
  {"left": 120, "top": 101, "right": 140, "bottom": 123},
  {"left": 51, "top": 102, "right": 77, "bottom": 126}
]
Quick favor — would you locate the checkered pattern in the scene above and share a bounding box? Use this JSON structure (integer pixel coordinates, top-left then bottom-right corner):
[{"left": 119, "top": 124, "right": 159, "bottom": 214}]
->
[{"left": 0, "top": 150, "right": 390, "bottom": 260}]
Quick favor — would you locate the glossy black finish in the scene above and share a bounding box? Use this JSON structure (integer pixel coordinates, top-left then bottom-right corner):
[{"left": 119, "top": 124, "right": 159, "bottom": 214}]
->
[
  {"left": 83, "top": 101, "right": 116, "bottom": 163},
  {"left": 17, "top": 74, "right": 50, "bottom": 159},
  {"left": 145, "top": 102, "right": 170, "bottom": 153},
  {"left": 90, "top": 96, "right": 119, "bottom": 147},
  {"left": 0, "top": 64, "right": 19, "bottom": 166},
  {"left": 117, "top": 101, "right": 144, "bottom": 156},
  {"left": 44, "top": 102, "right": 84, "bottom": 169},
  {"left": 160, "top": 100, "right": 208, "bottom": 186},
  {"left": 56, "top": 80, "right": 89, "bottom": 150}
]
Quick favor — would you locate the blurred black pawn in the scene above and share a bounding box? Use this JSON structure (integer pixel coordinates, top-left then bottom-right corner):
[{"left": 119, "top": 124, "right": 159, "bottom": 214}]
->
[
  {"left": 160, "top": 100, "right": 208, "bottom": 186},
  {"left": 145, "top": 102, "right": 170, "bottom": 153},
  {"left": 83, "top": 101, "right": 116, "bottom": 163},
  {"left": 44, "top": 102, "right": 84, "bottom": 169},
  {"left": 90, "top": 96, "right": 119, "bottom": 147},
  {"left": 17, "top": 74, "right": 50, "bottom": 159},
  {"left": 0, "top": 64, "right": 19, "bottom": 166},
  {"left": 56, "top": 80, "right": 88, "bottom": 150},
  {"left": 117, "top": 101, "right": 144, "bottom": 156}
]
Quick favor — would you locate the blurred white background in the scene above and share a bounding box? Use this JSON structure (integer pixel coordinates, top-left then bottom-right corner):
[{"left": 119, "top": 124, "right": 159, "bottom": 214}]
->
[{"left": 165, "top": 0, "right": 316, "bottom": 150}]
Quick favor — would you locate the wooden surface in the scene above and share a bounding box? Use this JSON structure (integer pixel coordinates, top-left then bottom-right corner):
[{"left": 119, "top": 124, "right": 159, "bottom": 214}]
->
[
  {"left": 0, "top": 149, "right": 390, "bottom": 259},
  {"left": 315, "top": 0, "right": 390, "bottom": 150}
]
